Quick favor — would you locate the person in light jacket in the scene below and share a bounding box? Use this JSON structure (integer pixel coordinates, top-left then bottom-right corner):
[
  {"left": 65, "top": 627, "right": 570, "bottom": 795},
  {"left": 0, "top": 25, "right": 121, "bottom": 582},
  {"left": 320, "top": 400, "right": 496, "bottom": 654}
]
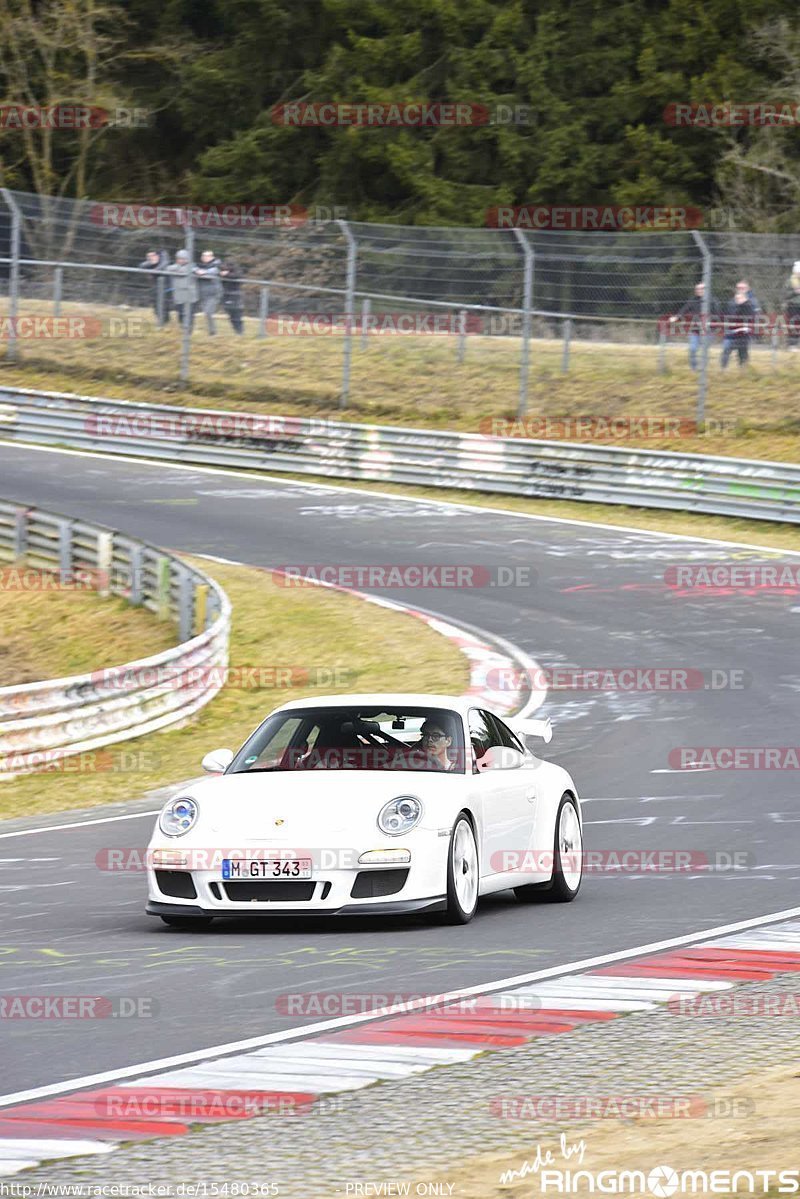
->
[
  {"left": 166, "top": 250, "right": 198, "bottom": 332},
  {"left": 194, "top": 249, "right": 223, "bottom": 335}
]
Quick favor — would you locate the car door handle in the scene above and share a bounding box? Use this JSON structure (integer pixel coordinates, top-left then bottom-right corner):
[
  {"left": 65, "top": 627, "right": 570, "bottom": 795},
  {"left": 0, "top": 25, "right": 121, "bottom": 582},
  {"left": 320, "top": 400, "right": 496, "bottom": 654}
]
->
[{"left": 525, "top": 789, "right": 537, "bottom": 803}]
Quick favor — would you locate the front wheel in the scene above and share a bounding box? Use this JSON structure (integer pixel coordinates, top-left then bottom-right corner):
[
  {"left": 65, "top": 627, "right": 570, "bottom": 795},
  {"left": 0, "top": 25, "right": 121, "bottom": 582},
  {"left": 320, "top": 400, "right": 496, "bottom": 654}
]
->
[
  {"left": 159, "top": 915, "right": 214, "bottom": 930},
  {"left": 515, "top": 793, "right": 582, "bottom": 904},
  {"left": 444, "top": 814, "right": 479, "bottom": 924}
]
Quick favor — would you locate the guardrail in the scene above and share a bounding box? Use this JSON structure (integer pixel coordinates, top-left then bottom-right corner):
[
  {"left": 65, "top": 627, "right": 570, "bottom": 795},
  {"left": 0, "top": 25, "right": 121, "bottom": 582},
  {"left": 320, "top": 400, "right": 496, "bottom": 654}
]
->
[
  {"left": 0, "top": 498, "right": 231, "bottom": 779},
  {"left": 0, "top": 385, "right": 798, "bottom": 525}
]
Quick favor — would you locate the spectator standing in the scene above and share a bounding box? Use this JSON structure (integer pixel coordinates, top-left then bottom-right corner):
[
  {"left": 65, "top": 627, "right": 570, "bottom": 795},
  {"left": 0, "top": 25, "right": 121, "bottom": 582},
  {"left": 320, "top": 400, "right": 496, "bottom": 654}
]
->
[
  {"left": 219, "top": 261, "right": 245, "bottom": 335},
  {"left": 139, "top": 248, "right": 171, "bottom": 325},
  {"left": 720, "top": 280, "right": 757, "bottom": 369},
  {"left": 669, "top": 282, "right": 719, "bottom": 371},
  {"left": 165, "top": 249, "right": 198, "bottom": 333},
  {"left": 785, "top": 262, "right": 800, "bottom": 351},
  {"left": 194, "top": 249, "right": 223, "bottom": 335}
]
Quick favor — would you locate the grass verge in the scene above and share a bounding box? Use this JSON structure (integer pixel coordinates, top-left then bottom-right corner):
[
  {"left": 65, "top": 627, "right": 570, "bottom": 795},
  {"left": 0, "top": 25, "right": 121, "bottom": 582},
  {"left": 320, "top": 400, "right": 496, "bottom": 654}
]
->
[
  {"left": 0, "top": 581, "right": 175, "bottom": 687},
  {"left": 435, "top": 1060, "right": 796, "bottom": 1196},
  {"left": 0, "top": 555, "right": 469, "bottom": 821},
  {"left": 1, "top": 296, "right": 800, "bottom": 462}
]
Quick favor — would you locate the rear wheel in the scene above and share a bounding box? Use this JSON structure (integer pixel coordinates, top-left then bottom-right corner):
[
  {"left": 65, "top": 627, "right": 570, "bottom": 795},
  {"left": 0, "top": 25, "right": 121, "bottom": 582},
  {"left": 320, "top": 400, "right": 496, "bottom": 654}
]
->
[
  {"left": 444, "top": 814, "right": 479, "bottom": 924},
  {"left": 515, "top": 793, "right": 582, "bottom": 904},
  {"left": 159, "top": 915, "right": 214, "bottom": 929}
]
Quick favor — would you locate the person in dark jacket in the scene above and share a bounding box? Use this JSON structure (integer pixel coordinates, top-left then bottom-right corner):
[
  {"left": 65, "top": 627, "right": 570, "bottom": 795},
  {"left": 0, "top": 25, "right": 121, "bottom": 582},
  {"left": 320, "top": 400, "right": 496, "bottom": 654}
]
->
[
  {"left": 219, "top": 261, "right": 245, "bottom": 335},
  {"left": 721, "top": 280, "right": 758, "bottom": 368},
  {"left": 139, "top": 248, "right": 171, "bottom": 326},
  {"left": 669, "top": 282, "right": 719, "bottom": 371},
  {"left": 194, "top": 249, "right": 223, "bottom": 335},
  {"left": 784, "top": 267, "right": 800, "bottom": 351}
]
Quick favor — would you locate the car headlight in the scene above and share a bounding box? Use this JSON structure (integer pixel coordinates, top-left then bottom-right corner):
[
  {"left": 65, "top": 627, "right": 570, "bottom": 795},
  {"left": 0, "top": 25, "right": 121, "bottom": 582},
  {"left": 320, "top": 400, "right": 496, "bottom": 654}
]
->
[
  {"left": 378, "top": 796, "right": 423, "bottom": 837},
  {"left": 159, "top": 797, "right": 199, "bottom": 837}
]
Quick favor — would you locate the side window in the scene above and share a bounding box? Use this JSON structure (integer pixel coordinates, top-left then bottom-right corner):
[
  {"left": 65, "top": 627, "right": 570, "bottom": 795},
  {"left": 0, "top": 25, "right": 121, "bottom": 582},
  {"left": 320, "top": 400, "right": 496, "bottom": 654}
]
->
[
  {"left": 488, "top": 714, "right": 525, "bottom": 754},
  {"left": 468, "top": 709, "right": 493, "bottom": 772}
]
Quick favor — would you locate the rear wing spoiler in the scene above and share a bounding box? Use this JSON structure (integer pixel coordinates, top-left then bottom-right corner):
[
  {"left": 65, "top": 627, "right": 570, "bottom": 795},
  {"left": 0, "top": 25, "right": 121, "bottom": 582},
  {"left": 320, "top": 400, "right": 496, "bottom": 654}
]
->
[{"left": 508, "top": 715, "right": 553, "bottom": 744}]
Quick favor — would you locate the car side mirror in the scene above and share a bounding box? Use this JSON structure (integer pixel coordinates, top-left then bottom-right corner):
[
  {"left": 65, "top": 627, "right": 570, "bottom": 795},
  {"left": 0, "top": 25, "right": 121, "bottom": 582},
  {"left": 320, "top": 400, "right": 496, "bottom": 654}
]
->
[
  {"left": 202, "top": 748, "right": 234, "bottom": 774},
  {"left": 477, "top": 746, "right": 526, "bottom": 772}
]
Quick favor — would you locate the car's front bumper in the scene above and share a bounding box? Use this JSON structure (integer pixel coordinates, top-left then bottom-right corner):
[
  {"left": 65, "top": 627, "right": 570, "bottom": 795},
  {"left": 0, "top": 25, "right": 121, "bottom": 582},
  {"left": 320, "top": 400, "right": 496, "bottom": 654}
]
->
[{"left": 147, "top": 895, "right": 447, "bottom": 919}]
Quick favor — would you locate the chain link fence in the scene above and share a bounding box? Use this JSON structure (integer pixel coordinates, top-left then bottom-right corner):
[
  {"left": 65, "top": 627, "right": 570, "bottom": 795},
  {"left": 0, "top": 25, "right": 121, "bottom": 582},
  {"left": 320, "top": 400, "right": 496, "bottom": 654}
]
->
[{"left": 2, "top": 188, "right": 800, "bottom": 422}]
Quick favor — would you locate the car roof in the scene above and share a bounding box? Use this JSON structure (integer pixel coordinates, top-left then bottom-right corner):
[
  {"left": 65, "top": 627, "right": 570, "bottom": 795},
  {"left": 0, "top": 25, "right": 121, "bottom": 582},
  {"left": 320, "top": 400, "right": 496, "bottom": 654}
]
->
[{"left": 271, "top": 693, "right": 474, "bottom": 716}]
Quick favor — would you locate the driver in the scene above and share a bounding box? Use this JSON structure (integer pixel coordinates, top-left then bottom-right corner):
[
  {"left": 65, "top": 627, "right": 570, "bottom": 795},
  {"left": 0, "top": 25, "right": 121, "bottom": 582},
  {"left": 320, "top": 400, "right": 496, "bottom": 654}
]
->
[{"left": 409, "top": 718, "right": 457, "bottom": 771}]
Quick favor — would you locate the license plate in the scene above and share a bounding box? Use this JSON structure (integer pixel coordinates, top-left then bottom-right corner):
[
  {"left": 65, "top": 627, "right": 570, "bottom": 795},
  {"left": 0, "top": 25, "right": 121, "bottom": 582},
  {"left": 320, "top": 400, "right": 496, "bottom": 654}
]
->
[{"left": 221, "top": 858, "right": 312, "bottom": 880}]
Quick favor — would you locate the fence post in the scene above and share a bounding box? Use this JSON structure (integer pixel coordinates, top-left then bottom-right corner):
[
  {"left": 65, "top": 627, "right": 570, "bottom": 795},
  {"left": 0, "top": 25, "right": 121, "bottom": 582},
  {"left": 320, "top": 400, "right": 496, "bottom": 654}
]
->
[
  {"left": 155, "top": 274, "right": 165, "bottom": 326},
  {"left": 129, "top": 545, "right": 144, "bottom": 605},
  {"left": 13, "top": 507, "right": 27, "bottom": 559},
  {"left": 1, "top": 188, "right": 22, "bottom": 364},
  {"left": 561, "top": 318, "right": 572, "bottom": 372},
  {"left": 178, "top": 569, "right": 193, "bottom": 643},
  {"left": 179, "top": 222, "right": 195, "bottom": 384},
  {"left": 156, "top": 556, "right": 171, "bottom": 621},
  {"left": 337, "top": 219, "right": 357, "bottom": 408},
  {"left": 691, "top": 230, "right": 712, "bottom": 426},
  {"left": 53, "top": 267, "right": 63, "bottom": 317},
  {"left": 360, "top": 297, "right": 371, "bottom": 349},
  {"left": 771, "top": 326, "right": 779, "bottom": 369},
  {"left": 657, "top": 327, "right": 667, "bottom": 375},
  {"left": 96, "top": 531, "right": 113, "bottom": 598},
  {"left": 57, "top": 519, "right": 73, "bottom": 581},
  {"left": 512, "top": 229, "right": 534, "bottom": 418},
  {"left": 456, "top": 309, "right": 467, "bottom": 364},
  {"left": 258, "top": 286, "right": 270, "bottom": 337}
]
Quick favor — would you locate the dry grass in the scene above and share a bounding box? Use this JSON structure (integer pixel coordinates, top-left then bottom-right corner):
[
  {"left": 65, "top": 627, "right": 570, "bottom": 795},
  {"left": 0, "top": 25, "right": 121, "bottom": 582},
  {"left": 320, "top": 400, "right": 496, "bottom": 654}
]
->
[
  {"left": 433, "top": 1061, "right": 800, "bottom": 1197},
  {"left": 1, "top": 295, "right": 799, "bottom": 463},
  {"left": 0, "top": 555, "right": 469, "bottom": 819},
  {"left": 0, "top": 578, "right": 175, "bottom": 686}
]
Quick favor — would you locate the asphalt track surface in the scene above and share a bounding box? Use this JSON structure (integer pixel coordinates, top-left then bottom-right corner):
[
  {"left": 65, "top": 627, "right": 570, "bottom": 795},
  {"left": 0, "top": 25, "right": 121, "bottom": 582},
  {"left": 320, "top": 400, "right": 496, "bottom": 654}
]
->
[{"left": 1, "top": 442, "right": 798, "bottom": 1095}]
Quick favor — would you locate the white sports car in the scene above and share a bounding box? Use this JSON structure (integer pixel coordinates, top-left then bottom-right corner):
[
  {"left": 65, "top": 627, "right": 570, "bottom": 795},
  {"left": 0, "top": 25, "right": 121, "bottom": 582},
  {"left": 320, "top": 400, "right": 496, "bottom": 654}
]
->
[{"left": 146, "top": 693, "right": 582, "bottom": 927}]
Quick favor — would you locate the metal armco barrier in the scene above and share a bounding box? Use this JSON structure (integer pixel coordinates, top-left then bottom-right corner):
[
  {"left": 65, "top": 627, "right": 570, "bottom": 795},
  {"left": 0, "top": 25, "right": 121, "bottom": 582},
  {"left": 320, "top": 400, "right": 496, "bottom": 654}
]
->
[
  {"left": 0, "top": 497, "right": 231, "bottom": 779},
  {"left": 1, "top": 386, "right": 799, "bottom": 525}
]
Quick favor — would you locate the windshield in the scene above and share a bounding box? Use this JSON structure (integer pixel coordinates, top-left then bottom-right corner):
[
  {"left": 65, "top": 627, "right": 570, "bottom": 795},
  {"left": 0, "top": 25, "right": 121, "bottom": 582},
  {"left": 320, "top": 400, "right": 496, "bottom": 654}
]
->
[{"left": 229, "top": 705, "right": 466, "bottom": 774}]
